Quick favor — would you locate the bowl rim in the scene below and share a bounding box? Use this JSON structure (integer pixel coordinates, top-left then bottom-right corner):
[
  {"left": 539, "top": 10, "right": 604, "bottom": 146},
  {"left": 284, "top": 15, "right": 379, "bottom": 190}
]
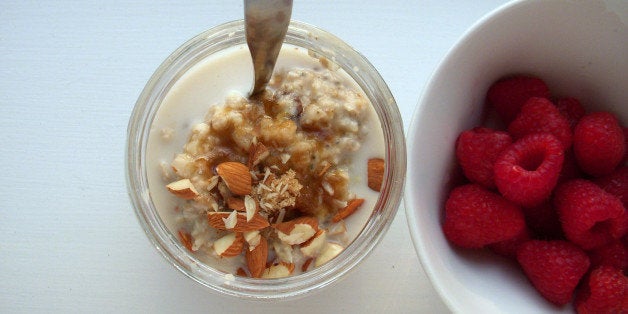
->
[{"left": 404, "top": 0, "right": 537, "bottom": 311}]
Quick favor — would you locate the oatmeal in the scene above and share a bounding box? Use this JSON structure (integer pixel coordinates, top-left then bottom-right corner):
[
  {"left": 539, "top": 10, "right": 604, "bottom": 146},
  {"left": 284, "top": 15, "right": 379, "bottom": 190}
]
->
[{"left": 147, "top": 45, "right": 385, "bottom": 278}]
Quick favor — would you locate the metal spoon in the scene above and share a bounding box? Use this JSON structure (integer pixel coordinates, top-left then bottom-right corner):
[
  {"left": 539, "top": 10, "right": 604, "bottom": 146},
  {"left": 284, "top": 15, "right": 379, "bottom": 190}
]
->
[{"left": 244, "top": 0, "right": 293, "bottom": 97}]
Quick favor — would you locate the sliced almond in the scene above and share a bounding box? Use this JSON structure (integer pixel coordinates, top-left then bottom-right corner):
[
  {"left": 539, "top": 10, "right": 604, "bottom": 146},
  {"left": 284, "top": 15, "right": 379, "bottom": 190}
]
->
[
  {"left": 274, "top": 216, "right": 319, "bottom": 245},
  {"left": 300, "top": 229, "right": 327, "bottom": 257},
  {"left": 222, "top": 210, "right": 238, "bottom": 229},
  {"left": 226, "top": 197, "right": 246, "bottom": 211},
  {"left": 301, "top": 258, "right": 313, "bottom": 272},
  {"left": 314, "top": 242, "right": 344, "bottom": 267},
  {"left": 246, "top": 236, "right": 268, "bottom": 278},
  {"left": 248, "top": 142, "right": 269, "bottom": 169},
  {"left": 244, "top": 230, "right": 261, "bottom": 250},
  {"left": 207, "top": 212, "right": 270, "bottom": 232},
  {"left": 331, "top": 198, "right": 364, "bottom": 223},
  {"left": 261, "top": 262, "right": 295, "bottom": 279},
  {"left": 216, "top": 161, "right": 252, "bottom": 195},
  {"left": 244, "top": 195, "right": 257, "bottom": 222},
  {"left": 166, "top": 179, "right": 199, "bottom": 200},
  {"left": 367, "top": 158, "right": 385, "bottom": 192},
  {"left": 178, "top": 229, "right": 194, "bottom": 252},
  {"left": 213, "top": 232, "right": 244, "bottom": 257}
]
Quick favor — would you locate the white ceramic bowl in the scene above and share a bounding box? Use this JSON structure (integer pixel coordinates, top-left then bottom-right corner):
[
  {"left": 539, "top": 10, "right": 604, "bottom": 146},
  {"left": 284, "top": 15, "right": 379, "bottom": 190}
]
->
[{"left": 405, "top": 1, "right": 627, "bottom": 313}]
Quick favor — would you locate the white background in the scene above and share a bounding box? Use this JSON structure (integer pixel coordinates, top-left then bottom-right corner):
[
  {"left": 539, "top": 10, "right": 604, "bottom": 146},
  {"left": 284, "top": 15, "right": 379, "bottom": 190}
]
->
[{"left": 1, "top": 1, "right": 509, "bottom": 312}]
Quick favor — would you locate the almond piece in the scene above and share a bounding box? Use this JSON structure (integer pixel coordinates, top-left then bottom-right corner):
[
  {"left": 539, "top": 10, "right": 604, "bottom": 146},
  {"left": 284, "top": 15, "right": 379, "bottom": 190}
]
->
[
  {"left": 248, "top": 142, "right": 269, "bottom": 169},
  {"left": 367, "top": 158, "right": 385, "bottom": 191},
  {"left": 246, "top": 236, "right": 268, "bottom": 278},
  {"left": 166, "top": 179, "right": 199, "bottom": 199},
  {"left": 244, "top": 230, "right": 261, "bottom": 250},
  {"left": 226, "top": 197, "right": 246, "bottom": 211},
  {"left": 222, "top": 210, "right": 238, "bottom": 229},
  {"left": 216, "top": 161, "right": 252, "bottom": 195},
  {"left": 301, "top": 258, "right": 313, "bottom": 272},
  {"left": 261, "top": 262, "right": 295, "bottom": 279},
  {"left": 207, "top": 212, "right": 270, "bottom": 232},
  {"left": 315, "top": 242, "right": 344, "bottom": 267},
  {"left": 331, "top": 198, "right": 365, "bottom": 223},
  {"left": 274, "top": 216, "right": 319, "bottom": 245},
  {"left": 236, "top": 267, "right": 248, "bottom": 277},
  {"left": 213, "top": 232, "right": 244, "bottom": 257},
  {"left": 178, "top": 229, "right": 194, "bottom": 251},
  {"left": 300, "top": 229, "right": 327, "bottom": 257},
  {"left": 244, "top": 195, "right": 257, "bottom": 222}
]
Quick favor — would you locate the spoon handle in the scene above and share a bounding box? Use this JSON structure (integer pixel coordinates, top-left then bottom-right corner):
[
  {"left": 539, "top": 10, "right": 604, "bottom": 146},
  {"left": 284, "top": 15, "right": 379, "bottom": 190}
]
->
[{"left": 245, "top": 0, "right": 293, "bottom": 96}]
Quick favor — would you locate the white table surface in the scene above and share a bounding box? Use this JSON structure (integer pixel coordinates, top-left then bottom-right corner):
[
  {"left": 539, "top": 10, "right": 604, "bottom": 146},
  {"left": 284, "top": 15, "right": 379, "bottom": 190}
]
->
[{"left": 1, "top": 1, "right": 510, "bottom": 312}]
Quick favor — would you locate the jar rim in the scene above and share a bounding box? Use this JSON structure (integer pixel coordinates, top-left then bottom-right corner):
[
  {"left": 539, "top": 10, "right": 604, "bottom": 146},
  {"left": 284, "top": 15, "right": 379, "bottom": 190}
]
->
[{"left": 126, "top": 19, "right": 406, "bottom": 300}]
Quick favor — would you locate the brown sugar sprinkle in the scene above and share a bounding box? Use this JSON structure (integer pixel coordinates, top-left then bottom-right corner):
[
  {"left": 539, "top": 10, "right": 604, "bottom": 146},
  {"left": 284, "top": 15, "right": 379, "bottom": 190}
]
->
[
  {"left": 178, "top": 229, "right": 194, "bottom": 251},
  {"left": 331, "top": 198, "right": 365, "bottom": 223}
]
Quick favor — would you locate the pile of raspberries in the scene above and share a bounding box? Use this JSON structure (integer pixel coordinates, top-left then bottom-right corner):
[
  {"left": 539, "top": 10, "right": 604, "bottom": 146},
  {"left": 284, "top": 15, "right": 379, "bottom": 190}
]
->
[{"left": 443, "top": 75, "right": 627, "bottom": 313}]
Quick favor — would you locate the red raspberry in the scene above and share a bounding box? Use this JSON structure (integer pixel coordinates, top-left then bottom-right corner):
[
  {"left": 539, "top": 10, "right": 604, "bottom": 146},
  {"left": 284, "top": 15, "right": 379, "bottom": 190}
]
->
[
  {"left": 575, "top": 266, "right": 628, "bottom": 313},
  {"left": 595, "top": 166, "right": 628, "bottom": 208},
  {"left": 554, "top": 179, "right": 628, "bottom": 250},
  {"left": 486, "top": 75, "right": 550, "bottom": 124},
  {"left": 516, "top": 240, "right": 590, "bottom": 306},
  {"left": 443, "top": 184, "right": 525, "bottom": 248},
  {"left": 456, "top": 127, "right": 512, "bottom": 189},
  {"left": 522, "top": 201, "right": 564, "bottom": 240},
  {"left": 573, "top": 111, "right": 626, "bottom": 177},
  {"left": 494, "top": 133, "right": 564, "bottom": 207},
  {"left": 555, "top": 97, "right": 586, "bottom": 130},
  {"left": 508, "top": 97, "right": 573, "bottom": 150},
  {"left": 588, "top": 240, "right": 628, "bottom": 271}
]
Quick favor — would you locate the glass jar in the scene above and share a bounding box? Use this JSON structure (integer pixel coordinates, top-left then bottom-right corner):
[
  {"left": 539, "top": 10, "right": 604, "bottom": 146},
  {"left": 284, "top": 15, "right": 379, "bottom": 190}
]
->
[{"left": 126, "top": 20, "right": 406, "bottom": 300}]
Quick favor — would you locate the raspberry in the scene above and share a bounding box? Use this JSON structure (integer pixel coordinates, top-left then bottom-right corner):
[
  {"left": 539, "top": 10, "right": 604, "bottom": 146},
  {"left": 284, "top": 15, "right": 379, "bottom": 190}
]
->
[
  {"left": 443, "top": 184, "right": 525, "bottom": 248},
  {"left": 456, "top": 127, "right": 512, "bottom": 188},
  {"left": 486, "top": 75, "right": 550, "bottom": 124},
  {"left": 508, "top": 97, "right": 573, "bottom": 150},
  {"left": 575, "top": 266, "right": 628, "bottom": 313},
  {"left": 554, "top": 179, "right": 628, "bottom": 250},
  {"left": 516, "top": 240, "right": 590, "bottom": 306},
  {"left": 595, "top": 166, "right": 628, "bottom": 208},
  {"left": 522, "top": 201, "right": 564, "bottom": 240},
  {"left": 573, "top": 111, "right": 626, "bottom": 177},
  {"left": 555, "top": 97, "right": 586, "bottom": 130},
  {"left": 588, "top": 240, "right": 628, "bottom": 271},
  {"left": 494, "top": 133, "right": 564, "bottom": 207}
]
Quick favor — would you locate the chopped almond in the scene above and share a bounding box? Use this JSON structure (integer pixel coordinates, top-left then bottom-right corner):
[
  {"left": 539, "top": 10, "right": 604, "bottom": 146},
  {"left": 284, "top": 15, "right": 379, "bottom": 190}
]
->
[
  {"left": 331, "top": 198, "right": 365, "bottom": 222},
  {"left": 207, "top": 212, "right": 270, "bottom": 232},
  {"left": 274, "top": 216, "right": 319, "bottom": 245},
  {"left": 246, "top": 236, "right": 268, "bottom": 278},
  {"left": 216, "top": 161, "right": 252, "bottom": 195},
  {"left": 166, "top": 179, "right": 199, "bottom": 199},
  {"left": 214, "top": 232, "right": 244, "bottom": 257},
  {"left": 178, "top": 229, "right": 193, "bottom": 251},
  {"left": 367, "top": 158, "right": 385, "bottom": 191}
]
